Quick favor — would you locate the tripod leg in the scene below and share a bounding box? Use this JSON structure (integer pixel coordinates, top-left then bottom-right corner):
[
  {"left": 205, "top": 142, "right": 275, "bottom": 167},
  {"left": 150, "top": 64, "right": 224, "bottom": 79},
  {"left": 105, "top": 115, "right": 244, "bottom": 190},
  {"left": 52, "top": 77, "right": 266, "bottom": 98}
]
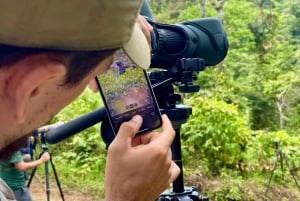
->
[
  {"left": 264, "top": 155, "right": 279, "bottom": 197},
  {"left": 50, "top": 158, "right": 65, "bottom": 201},
  {"left": 26, "top": 166, "right": 37, "bottom": 188},
  {"left": 171, "top": 127, "right": 185, "bottom": 193},
  {"left": 157, "top": 107, "right": 208, "bottom": 200},
  {"left": 45, "top": 161, "right": 51, "bottom": 201},
  {"left": 279, "top": 153, "right": 285, "bottom": 183},
  {"left": 282, "top": 153, "right": 300, "bottom": 191}
]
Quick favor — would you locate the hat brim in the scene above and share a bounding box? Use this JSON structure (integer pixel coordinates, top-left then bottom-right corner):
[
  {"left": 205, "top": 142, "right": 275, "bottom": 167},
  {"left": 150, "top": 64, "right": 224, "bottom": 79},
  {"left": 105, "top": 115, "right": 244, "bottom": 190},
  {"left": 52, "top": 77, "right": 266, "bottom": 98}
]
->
[{"left": 123, "top": 24, "right": 150, "bottom": 70}]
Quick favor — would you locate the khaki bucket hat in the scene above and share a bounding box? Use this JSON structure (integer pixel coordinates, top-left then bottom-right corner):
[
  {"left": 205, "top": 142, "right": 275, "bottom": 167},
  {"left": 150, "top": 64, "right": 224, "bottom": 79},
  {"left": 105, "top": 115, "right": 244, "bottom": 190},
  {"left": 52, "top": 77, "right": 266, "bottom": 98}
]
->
[{"left": 0, "top": 0, "right": 150, "bottom": 69}]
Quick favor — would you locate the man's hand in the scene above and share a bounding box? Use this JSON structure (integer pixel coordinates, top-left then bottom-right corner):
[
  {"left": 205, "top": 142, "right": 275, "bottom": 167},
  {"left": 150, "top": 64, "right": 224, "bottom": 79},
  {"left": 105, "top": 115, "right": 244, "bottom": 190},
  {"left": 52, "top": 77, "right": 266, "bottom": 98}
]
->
[
  {"left": 14, "top": 151, "right": 51, "bottom": 172},
  {"left": 39, "top": 152, "right": 50, "bottom": 163},
  {"left": 104, "top": 114, "right": 180, "bottom": 201},
  {"left": 136, "top": 15, "right": 153, "bottom": 46}
]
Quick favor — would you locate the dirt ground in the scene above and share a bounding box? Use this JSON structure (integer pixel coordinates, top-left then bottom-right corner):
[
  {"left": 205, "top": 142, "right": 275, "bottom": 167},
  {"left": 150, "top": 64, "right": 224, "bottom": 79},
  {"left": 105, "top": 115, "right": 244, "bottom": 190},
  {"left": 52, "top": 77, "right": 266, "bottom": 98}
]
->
[
  {"left": 28, "top": 172, "right": 300, "bottom": 201},
  {"left": 185, "top": 170, "right": 300, "bottom": 201},
  {"left": 29, "top": 178, "right": 103, "bottom": 201}
]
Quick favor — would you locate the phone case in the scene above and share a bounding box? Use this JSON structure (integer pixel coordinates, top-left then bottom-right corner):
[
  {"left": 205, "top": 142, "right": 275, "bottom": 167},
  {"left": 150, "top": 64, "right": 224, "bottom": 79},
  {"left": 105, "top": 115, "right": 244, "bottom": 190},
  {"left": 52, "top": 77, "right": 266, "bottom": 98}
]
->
[{"left": 96, "top": 49, "right": 162, "bottom": 135}]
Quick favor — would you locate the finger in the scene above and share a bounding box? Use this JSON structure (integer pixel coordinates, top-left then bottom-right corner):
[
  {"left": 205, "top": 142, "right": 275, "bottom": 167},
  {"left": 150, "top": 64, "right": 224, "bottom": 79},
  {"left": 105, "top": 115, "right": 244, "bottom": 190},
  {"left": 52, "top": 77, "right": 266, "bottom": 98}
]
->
[
  {"left": 139, "top": 25, "right": 151, "bottom": 45},
  {"left": 168, "top": 162, "right": 181, "bottom": 184},
  {"left": 44, "top": 152, "right": 50, "bottom": 159},
  {"left": 141, "top": 131, "right": 160, "bottom": 144},
  {"left": 136, "top": 15, "right": 152, "bottom": 30},
  {"left": 112, "top": 115, "right": 143, "bottom": 149},
  {"left": 167, "top": 148, "right": 172, "bottom": 160},
  {"left": 88, "top": 78, "right": 99, "bottom": 92},
  {"left": 135, "top": 114, "right": 175, "bottom": 147},
  {"left": 136, "top": 17, "right": 152, "bottom": 45},
  {"left": 140, "top": 16, "right": 153, "bottom": 31},
  {"left": 155, "top": 114, "right": 176, "bottom": 148},
  {"left": 131, "top": 131, "right": 160, "bottom": 146},
  {"left": 156, "top": 161, "right": 180, "bottom": 191}
]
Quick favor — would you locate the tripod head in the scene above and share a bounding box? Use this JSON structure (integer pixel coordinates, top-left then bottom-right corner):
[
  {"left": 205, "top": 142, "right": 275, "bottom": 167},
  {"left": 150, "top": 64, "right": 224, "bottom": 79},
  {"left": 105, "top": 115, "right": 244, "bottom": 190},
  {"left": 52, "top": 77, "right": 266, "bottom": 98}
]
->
[
  {"left": 273, "top": 140, "right": 284, "bottom": 156},
  {"left": 33, "top": 130, "right": 49, "bottom": 154},
  {"left": 32, "top": 122, "right": 63, "bottom": 154},
  {"left": 273, "top": 140, "right": 279, "bottom": 150},
  {"left": 150, "top": 58, "right": 205, "bottom": 107},
  {"left": 99, "top": 57, "right": 205, "bottom": 147}
]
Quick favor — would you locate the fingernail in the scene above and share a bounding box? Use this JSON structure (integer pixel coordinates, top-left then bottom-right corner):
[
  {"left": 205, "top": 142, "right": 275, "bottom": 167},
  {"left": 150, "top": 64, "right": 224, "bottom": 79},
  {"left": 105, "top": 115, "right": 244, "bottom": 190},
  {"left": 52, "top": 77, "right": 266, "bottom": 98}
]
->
[{"left": 132, "top": 115, "right": 142, "bottom": 123}]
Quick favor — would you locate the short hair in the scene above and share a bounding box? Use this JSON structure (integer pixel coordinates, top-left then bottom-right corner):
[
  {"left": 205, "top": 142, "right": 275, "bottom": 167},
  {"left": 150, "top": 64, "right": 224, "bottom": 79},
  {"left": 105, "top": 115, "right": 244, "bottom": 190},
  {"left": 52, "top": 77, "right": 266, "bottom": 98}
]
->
[{"left": 0, "top": 44, "right": 117, "bottom": 86}]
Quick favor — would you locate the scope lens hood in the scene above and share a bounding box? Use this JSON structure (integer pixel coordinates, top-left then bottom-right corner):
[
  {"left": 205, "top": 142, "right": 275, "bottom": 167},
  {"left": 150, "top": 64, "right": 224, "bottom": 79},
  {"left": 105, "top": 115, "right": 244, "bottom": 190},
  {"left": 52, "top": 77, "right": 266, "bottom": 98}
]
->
[
  {"left": 182, "top": 18, "right": 229, "bottom": 66},
  {"left": 146, "top": 17, "right": 228, "bottom": 68}
]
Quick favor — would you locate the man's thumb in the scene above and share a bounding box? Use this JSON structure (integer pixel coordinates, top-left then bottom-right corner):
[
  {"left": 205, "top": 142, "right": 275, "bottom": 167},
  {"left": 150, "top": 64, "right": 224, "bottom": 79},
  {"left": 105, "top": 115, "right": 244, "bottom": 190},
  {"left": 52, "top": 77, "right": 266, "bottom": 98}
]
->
[{"left": 112, "top": 115, "right": 143, "bottom": 147}]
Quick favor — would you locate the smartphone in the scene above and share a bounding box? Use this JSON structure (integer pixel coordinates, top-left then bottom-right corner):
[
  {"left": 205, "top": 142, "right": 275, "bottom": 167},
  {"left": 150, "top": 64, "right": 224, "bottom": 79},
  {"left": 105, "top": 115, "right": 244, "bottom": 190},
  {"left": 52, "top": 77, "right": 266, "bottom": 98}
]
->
[{"left": 96, "top": 48, "right": 162, "bottom": 135}]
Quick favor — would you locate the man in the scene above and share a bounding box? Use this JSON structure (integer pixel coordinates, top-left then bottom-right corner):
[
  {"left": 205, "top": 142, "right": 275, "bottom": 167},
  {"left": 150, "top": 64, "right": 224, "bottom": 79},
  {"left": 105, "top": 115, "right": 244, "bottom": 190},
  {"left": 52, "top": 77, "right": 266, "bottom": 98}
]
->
[
  {"left": 0, "top": 151, "right": 50, "bottom": 201},
  {"left": 0, "top": 0, "right": 180, "bottom": 201}
]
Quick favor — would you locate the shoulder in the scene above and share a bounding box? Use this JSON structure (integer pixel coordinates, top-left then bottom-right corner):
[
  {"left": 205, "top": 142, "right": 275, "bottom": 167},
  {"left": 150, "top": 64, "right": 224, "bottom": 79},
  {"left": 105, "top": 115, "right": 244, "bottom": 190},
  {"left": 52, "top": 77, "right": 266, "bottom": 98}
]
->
[
  {"left": 9, "top": 151, "right": 23, "bottom": 163},
  {"left": 0, "top": 178, "right": 16, "bottom": 200}
]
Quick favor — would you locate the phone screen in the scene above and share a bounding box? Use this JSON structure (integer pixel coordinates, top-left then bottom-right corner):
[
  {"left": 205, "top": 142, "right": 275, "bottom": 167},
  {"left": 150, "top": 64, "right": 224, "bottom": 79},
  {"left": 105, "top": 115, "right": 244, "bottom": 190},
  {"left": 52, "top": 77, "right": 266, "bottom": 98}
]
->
[{"left": 96, "top": 49, "right": 162, "bottom": 134}]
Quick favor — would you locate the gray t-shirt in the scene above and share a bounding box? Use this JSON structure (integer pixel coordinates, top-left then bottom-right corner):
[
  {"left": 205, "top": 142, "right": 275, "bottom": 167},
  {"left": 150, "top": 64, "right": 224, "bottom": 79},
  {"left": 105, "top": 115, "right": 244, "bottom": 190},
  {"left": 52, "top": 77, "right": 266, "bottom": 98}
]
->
[{"left": 0, "top": 178, "right": 16, "bottom": 201}]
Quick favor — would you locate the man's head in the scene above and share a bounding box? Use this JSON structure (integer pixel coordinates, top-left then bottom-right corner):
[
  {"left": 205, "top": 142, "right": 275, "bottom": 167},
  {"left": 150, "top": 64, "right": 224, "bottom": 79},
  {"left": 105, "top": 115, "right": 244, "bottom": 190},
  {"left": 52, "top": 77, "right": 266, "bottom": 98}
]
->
[{"left": 0, "top": 0, "right": 151, "bottom": 160}]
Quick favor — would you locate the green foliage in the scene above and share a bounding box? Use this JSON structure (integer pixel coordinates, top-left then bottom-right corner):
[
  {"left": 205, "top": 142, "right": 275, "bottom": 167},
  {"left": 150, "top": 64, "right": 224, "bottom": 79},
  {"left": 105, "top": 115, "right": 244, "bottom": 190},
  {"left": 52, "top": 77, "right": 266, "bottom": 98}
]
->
[
  {"left": 181, "top": 96, "right": 251, "bottom": 175},
  {"left": 244, "top": 130, "right": 300, "bottom": 184},
  {"left": 42, "top": 0, "right": 300, "bottom": 198},
  {"left": 47, "top": 88, "right": 107, "bottom": 195},
  {"left": 149, "top": 0, "right": 200, "bottom": 22},
  {"left": 286, "top": 102, "right": 300, "bottom": 135},
  {"left": 208, "top": 178, "right": 245, "bottom": 201}
]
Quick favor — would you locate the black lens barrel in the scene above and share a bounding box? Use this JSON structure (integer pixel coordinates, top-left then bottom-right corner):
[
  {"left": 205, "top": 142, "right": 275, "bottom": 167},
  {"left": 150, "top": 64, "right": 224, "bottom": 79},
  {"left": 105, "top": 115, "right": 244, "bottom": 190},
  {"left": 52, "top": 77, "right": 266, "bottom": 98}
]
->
[{"left": 148, "top": 17, "right": 229, "bottom": 68}]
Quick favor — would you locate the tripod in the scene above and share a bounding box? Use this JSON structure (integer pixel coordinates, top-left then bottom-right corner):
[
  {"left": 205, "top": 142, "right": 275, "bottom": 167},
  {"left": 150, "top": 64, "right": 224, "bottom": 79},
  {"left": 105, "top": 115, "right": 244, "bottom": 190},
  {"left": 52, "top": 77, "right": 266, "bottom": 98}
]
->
[
  {"left": 156, "top": 105, "right": 208, "bottom": 201},
  {"left": 27, "top": 133, "right": 65, "bottom": 201},
  {"left": 148, "top": 60, "right": 208, "bottom": 200},
  {"left": 264, "top": 141, "right": 300, "bottom": 198},
  {"left": 99, "top": 58, "right": 209, "bottom": 200}
]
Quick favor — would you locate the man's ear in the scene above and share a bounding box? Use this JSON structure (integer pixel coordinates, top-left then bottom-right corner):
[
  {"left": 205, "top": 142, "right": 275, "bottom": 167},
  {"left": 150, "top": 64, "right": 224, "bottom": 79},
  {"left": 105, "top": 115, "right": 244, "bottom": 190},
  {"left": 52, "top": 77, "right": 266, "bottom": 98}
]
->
[{"left": 6, "top": 53, "right": 66, "bottom": 123}]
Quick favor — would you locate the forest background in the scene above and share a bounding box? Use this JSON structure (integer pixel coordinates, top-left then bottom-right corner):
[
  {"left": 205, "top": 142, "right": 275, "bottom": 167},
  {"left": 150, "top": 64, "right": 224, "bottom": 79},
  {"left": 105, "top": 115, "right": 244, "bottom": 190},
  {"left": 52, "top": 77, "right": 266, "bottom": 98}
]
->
[{"left": 31, "top": 0, "right": 300, "bottom": 200}]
